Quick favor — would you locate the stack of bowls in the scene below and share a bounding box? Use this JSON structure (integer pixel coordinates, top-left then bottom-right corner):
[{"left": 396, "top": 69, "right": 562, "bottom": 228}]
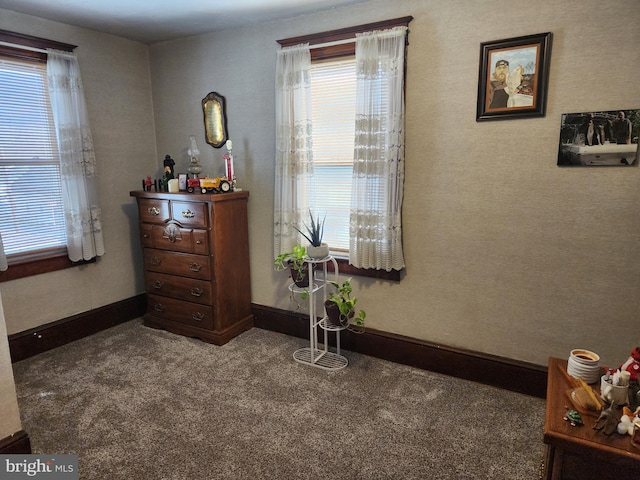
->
[{"left": 567, "top": 349, "right": 601, "bottom": 384}]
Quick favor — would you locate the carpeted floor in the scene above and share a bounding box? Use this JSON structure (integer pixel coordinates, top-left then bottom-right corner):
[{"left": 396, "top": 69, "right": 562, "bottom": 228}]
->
[{"left": 12, "top": 319, "right": 546, "bottom": 479}]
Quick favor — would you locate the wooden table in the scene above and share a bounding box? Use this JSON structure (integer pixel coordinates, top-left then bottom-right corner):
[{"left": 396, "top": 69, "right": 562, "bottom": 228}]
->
[{"left": 543, "top": 357, "right": 640, "bottom": 479}]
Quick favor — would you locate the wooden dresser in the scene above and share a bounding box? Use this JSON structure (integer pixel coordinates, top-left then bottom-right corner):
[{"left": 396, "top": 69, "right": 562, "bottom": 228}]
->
[{"left": 130, "top": 190, "right": 253, "bottom": 345}]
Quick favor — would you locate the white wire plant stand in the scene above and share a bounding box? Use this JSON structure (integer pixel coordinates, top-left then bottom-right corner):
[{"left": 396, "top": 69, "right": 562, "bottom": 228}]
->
[{"left": 291, "top": 255, "right": 348, "bottom": 371}]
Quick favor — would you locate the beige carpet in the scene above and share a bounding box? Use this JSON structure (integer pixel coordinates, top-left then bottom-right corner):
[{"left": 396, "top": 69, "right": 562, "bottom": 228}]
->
[{"left": 12, "top": 319, "right": 546, "bottom": 479}]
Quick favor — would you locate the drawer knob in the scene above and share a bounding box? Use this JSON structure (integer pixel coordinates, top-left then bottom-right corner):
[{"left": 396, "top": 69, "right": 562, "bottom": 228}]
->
[
  {"left": 153, "top": 303, "right": 166, "bottom": 312},
  {"left": 182, "top": 209, "right": 195, "bottom": 219},
  {"left": 147, "top": 206, "right": 160, "bottom": 215},
  {"left": 189, "top": 262, "right": 202, "bottom": 272},
  {"left": 190, "top": 287, "right": 203, "bottom": 297},
  {"left": 153, "top": 280, "right": 164, "bottom": 290},
  {"left": 143, "top": 233, "right": 150, "bottom": 238},
  {"left": 192, "top": 312, "right": 205, "bottom": 322},
  {"left": 150, "top": 257, "right": 161, "bottom": 266}
]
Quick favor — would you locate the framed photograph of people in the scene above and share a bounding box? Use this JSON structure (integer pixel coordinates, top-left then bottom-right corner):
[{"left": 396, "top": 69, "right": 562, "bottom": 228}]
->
[
  {"left": 557, "top": 109, "right": 639, "bottom": 166},
  {"left": 476, "top": 32, "right": 552, "bottom": 121},
  {"left": 178, "top": 173, "right": 187, "bottom": 191}
]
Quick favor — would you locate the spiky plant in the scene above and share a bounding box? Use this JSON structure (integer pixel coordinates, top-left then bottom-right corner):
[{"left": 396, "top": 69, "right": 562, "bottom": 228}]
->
[{"left": 294, "top": 210, "right": 326, "bottom": 247}]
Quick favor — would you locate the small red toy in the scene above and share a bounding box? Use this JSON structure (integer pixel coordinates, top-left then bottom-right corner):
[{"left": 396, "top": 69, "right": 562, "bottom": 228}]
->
[{"left": 620, "top": 347, "right": 640, "bottom": 382}]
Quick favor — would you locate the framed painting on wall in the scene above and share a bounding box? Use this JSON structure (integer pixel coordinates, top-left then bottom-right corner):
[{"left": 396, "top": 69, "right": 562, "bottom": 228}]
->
[
  {"left": 557, "top": 109, "right": 639, "bottom": 166},
  {"left": 476, "top": 32, "right": 552, "bottom": 121}
]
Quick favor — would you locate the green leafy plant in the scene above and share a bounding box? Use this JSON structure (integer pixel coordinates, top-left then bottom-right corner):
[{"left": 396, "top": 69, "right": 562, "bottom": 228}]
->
[
  {"left": 274, "top": 245, "right": 308, "bottom": 286},
  {"left": 326, "top": 279, "right": 366, "bottom": 328},
  {"left": 294, "top": 210, "right": 326, "bottom": 247}
]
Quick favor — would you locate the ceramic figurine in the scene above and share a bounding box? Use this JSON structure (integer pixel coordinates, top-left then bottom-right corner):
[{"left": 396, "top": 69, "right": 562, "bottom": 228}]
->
[
  {"left": 593, "top": 402, "right": 619, "bottom": 435},
  {"left": 620, "top": 347, "right": 640, "bottom": 382},
  {"left": 616, "top": 406, "right": 640, "bottom": 435},
  {"left": 564, "top": 409, "right": 583, "bottom": 427},
  {"left": 163, "top": 155, "right": 175, "bottom": 179}
]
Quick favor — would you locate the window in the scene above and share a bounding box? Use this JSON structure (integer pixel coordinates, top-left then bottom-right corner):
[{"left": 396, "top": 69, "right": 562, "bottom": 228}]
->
[
  {"left": 277, "top": 17, "right": 411, "bottom": 280},
  {"left": 0, "top": 30, "right": 83, "bottom": 281},
  {"left": 310, "top": 56, "right": 356, "bottom": 253},
  {"left": 0, "top": 55, "right": 66, "bottom": 256}
]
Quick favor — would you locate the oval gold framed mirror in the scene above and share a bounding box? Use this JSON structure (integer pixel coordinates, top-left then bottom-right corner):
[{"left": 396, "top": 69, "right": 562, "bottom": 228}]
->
[{"left": 202, "top": 92, "right": 229, "bottom": 148}]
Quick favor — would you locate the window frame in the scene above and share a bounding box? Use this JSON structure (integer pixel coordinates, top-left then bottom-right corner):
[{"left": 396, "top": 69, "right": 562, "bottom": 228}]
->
[
  {"left": 0, "top": 29, "right": 90, "bottom": 283},
  {"left": 277, "top": 17, "right": 412, "bottom": 281}
]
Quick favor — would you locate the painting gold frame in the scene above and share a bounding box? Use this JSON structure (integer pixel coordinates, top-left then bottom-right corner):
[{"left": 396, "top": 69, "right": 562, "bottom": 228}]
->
[{"left": 202, "top": 92, "right": 229, "bottom": 148}]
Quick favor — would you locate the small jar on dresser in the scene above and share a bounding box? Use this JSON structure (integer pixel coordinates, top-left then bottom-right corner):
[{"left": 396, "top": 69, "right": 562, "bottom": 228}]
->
[{"left": 130, "top": 190, "right": 253, "bottom": 345}]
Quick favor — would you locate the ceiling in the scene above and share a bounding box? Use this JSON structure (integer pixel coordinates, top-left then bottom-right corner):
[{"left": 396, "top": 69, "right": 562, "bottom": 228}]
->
[{"left": 0, "top": 0, "right": 367, "bottom": 44}]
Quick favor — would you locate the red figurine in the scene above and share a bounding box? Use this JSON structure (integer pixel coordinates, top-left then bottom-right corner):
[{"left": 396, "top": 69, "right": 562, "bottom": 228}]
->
[{"left": 620, "top": 347, "right": 640, "bottom": 382}]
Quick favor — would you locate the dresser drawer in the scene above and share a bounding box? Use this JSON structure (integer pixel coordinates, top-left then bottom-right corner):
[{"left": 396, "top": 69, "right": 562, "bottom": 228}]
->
[
  {"left": 145, "top": 271, "right": 212, "bottom": 305},
  {"left": 147, "top": 294, "right": 214, "bottom": 329},
  {"left": 141, "top": 224, "right": 208, "bottom": 254},
  {"left": 143, "top": 249, "right": 211, "bottom": 280},
  {"left": 138, "top": 198, "right": 170, "bottom": 224},
  {"left": 171, "top": 200, "right": 208, "bottom": 228}
]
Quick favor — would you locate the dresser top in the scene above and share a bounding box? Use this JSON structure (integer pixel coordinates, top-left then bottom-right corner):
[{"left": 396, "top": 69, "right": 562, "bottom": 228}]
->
[{"left": 130, "top": 190, "right": 249, "bottom": 202}]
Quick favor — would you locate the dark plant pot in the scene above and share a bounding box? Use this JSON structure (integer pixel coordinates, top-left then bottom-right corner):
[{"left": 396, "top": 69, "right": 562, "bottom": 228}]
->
[
  {"left": 290, "top": 263, "right": 310, "bottom": 288},
  {"left": 324, "top": 300, "right": 351, "bottom": 328}
]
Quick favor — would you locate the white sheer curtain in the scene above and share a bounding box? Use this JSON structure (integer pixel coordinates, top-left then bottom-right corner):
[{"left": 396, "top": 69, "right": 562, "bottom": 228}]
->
[
  {"left": 47, "top": 49, "right": 105, "bottom": 262},
  {"left": 0, "top": 233, "right": 7, "bottom": 271},
  {"left": 350, "top": 27, "right": 407, "bottom": 271},
  {"left": 273, "top": 44, "right": 315, "bottom": 257}
]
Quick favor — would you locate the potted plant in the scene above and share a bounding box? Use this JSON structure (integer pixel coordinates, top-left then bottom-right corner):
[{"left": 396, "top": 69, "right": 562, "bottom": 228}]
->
[
  {"left": 274, "top": 245, "right": 310, "bottom": 287},
  {"left": 324, "top": 279, "right": 366, "bottom": 331},
  {"left": 294, "top": 210, "right": 328, "bottom": 259}
]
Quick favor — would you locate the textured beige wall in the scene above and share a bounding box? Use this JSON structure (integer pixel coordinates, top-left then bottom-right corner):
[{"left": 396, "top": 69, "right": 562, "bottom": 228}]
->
[
  {"left": 0, "top": 10, "right": 158, "bottom": 334},
  {"left": 150, "top": 0, "right": 640, "bottom": 367},
  {"left": 1, "top": 0, "right": 639, "bottom": 372},
  {"left": 0, "top": 292, "right": 21, "bottom": 440}
]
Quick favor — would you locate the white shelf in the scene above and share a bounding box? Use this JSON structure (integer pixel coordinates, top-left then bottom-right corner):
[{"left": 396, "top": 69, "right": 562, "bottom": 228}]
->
[
  {"left": 319, "top": 317, "right": 348, "bottom": 331},
  {"left": 293, "top": 347, "right": 348, "bottom": 370},
  {"left": 291, "top": 255, "right": 348, "bottom": 371},
  {"left": 288, "top": 282, "right": 320, "bottom": 294}
]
